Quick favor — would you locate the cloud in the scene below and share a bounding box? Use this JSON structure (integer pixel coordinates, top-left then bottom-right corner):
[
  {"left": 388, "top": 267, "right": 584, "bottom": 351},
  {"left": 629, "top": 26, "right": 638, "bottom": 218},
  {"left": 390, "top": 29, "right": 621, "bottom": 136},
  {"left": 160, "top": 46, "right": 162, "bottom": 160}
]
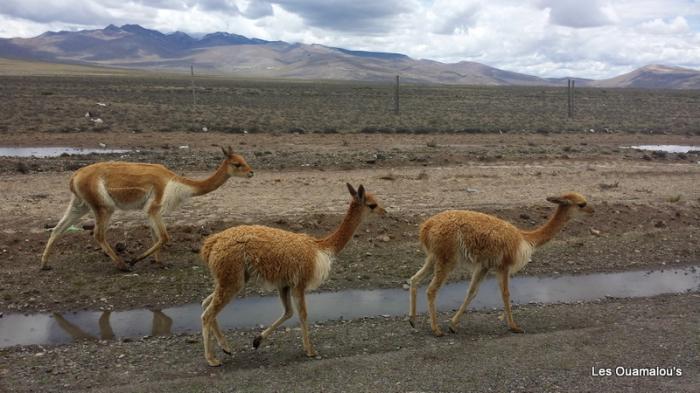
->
[
  {"left": 243, "top": 1, "right": 273, "bottom": 19},
  {"left": 0, "top": 0, "right": 699, "bottom": 79},
  {"left": 271, "top": 0, "right": 414, "bottom": 33},
  {"left": 538, "top": 0, "right": 612, "bottom": 28}
]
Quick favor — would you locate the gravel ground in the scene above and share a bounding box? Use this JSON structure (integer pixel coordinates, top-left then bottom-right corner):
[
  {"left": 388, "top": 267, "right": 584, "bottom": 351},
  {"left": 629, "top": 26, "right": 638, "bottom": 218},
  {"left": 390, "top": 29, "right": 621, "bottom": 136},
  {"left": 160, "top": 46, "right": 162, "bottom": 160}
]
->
[{"left": 1, "top": 130, "right": 699, "bottom": 392}]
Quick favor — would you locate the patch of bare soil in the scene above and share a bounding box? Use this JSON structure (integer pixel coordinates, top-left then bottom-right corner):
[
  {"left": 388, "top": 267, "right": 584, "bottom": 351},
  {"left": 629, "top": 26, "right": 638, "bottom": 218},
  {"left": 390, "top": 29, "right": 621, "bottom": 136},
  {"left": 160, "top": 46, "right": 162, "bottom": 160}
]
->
[
  {"left": 1, "top": 133, "right": 699, "bottom": 313},
  {"left": 1, "top": 131, "right": 699, "bottom": 392}
]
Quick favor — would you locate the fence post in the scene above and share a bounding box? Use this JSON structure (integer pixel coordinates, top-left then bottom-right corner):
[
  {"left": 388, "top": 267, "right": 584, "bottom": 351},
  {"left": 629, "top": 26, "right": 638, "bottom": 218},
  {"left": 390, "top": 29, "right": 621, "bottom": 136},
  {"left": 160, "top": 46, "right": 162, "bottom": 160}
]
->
[
  {"left": 394, "top": 75, "right": 400, "bottom": 115},
  {"left": 567, "top": 79, "right": 571, "bottom": 118},
  {"left": 571, "top": 79, "right": 575, "bottom": 118},
  {"left": 191, "top": 64, "right": 196, "bottom": 106}
]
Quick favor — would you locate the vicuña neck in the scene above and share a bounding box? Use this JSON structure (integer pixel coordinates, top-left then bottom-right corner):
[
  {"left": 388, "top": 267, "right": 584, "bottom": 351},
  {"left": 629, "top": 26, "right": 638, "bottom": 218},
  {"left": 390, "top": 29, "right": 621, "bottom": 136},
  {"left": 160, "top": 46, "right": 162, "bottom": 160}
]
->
[
  {"left": 178, "top": 160, "right": 230, "bottom": 196},
  {"left": 521, "top": 205, "right": 572, "bottom": 247},
  {"left": 316, "top": 201, "right": 364, "bottom": 255}
]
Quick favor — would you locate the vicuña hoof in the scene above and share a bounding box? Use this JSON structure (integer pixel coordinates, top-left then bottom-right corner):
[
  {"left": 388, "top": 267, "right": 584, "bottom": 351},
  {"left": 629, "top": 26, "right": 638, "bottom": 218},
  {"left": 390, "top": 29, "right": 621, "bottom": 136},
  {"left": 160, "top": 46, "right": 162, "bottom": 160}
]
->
[
  {"left": 116, "top": 264, "right": 132, "bottom": 272},
  {"left": 509, "top": 326, "right": 525, "bottom": 334},
  {"left": 448, "top": 324, "right": 458, "bottom": 334},
  {"left": 40, "top": 265, "right": 52, "bottom": 271},
  {"left": 408, "top": 318, "right": 416, "bottom": 328},
  {"left": 432, "top": 329, "right": 445, "bottom": 337},
  {"left": 222, "top": 348, "right": 232, "bottom": 355},
  {"left": 253, "top": 335, "right": 263, "bottom": 349}
]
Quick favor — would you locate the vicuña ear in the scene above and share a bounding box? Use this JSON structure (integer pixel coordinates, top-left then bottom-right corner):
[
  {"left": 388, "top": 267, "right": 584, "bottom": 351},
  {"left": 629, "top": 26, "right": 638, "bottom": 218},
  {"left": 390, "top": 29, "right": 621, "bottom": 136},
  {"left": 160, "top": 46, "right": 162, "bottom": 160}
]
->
[
  {"left": 357, "top": 185, "right": 366, "bottom": 202},
  {"left": 221, "top": 146, "right": 228, "bottom": 157},
  {"left": 546, "top": 196, "right": 571, "bottom": 205},
  {"left": 227, "top": 145, "right": 234, "bottom": 156},
  {"left": 346, "top": 183, "right": 357, "bottom": 198}
]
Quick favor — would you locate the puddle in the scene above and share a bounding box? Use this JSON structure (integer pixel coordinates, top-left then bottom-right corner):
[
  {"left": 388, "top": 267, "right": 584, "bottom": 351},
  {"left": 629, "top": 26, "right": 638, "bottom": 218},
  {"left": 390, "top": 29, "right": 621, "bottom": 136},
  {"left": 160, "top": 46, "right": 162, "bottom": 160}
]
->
[
  {"left": 0, "top": 147, "right": 130, "bottom": 157},
  {"left": 1, "top": 266, "right": 697, "bottom": 348},
  {"left": 627, "top": 145, "right": 700, "bottom": 154}
]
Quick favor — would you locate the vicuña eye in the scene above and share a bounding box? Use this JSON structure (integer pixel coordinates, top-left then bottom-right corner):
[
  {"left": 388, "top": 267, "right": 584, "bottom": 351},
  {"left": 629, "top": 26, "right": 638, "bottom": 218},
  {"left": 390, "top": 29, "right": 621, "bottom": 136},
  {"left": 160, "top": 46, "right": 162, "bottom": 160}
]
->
[
  {"left": 233, "top": 163, "right": 242, "bottom": 168},
  {"left": 367, "top": 203, "right": 378, "bottom": 209},
  {"left": 578, "top": 202, "right": 587, "bottom": 208}
]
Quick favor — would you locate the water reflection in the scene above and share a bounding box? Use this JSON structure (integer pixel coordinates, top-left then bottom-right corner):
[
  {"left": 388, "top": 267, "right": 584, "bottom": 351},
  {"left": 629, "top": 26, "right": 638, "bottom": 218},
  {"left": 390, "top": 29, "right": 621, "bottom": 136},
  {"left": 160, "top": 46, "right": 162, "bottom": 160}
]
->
[
  {"left": 0, "top": 267, "right": 697, "bottom": 348},
  {"left": 0, "top": 147, "right": 130, "bottom": 157},
  {"left": 50, "top": 309, "right": 172, "bottom": 342},
  {"left": 628, "top": 145, "right": 700, "bottom": 153}
]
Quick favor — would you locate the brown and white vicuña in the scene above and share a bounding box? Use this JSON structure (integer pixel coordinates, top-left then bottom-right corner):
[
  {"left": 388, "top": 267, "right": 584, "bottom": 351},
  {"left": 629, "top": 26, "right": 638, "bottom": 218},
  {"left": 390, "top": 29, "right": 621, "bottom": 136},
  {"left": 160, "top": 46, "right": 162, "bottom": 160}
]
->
[
  {"left": 199, "top": 183, "right": 385, "bottom": 367},
  {"left": 409, "top": 192, "right": 593, "bottom": 336},
  {"left": 41, "top": 146, "right": 253, "bottom": 271}
]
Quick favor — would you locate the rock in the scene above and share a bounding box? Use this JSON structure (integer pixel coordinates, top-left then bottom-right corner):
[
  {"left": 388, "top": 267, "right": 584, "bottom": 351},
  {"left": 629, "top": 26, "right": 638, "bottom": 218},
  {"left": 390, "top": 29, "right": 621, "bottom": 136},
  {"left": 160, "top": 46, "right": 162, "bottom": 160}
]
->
[
  {"left": 16, "top": 162, "right": 30, "bottom": 174},
  {"left": 465, "top": 188, "right": 480, "bottom": 193},
  {"left": 377, "top": 235, "right": 391, "bottom": 242},
  {"left": 115, "top": 242, "right": 127, "bottom": 253},
  {"left": 589, "top": 228, "right": 601, "bottom": 237},
  {"left": 519, "top": 213, "right": 530, "bottom": 220},
  {"left": 654, "top": 220, "right": 667, "bottom": 228}
]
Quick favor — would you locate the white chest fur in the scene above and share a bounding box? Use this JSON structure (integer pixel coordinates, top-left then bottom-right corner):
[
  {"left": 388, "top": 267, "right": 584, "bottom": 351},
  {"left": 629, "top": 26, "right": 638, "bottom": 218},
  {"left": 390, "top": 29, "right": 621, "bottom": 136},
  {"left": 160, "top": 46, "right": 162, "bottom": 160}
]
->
[
  {"left": 160, "top": 181, "right": 194, "bottom": 213},
  {"left": 510, "top": 240, "right": 534, "bottom": 274},
  {"left": 308, "top": 250, "right": 334, "bottom": 290}
]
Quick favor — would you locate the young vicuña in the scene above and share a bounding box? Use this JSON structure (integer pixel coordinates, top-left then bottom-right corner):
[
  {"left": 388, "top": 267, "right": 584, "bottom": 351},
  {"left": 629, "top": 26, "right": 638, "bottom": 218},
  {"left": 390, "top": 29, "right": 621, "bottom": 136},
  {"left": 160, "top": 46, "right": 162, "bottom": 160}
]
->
[
  {"left": 409, "top": 192, "right": 593, "bottom": 336},
  {"left": 41, "top": 146, "right": 253, "bottom": 271},
  {"left": 199, "top": 183, "right": 384, "bottom": 367}
]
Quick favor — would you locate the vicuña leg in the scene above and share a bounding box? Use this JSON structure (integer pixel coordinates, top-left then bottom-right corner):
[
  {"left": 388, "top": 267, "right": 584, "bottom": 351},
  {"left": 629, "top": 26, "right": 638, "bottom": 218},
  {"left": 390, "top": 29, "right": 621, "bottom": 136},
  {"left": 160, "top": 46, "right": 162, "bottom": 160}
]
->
[
  {"left": 426, "top": 257, "right": 454, "bottom": 337},
  {"left": 292, "top": 287, "right": 317, "bottom": 357},
  {"left": 40, "top": 195, "right": 89, "bottom": 270},
  {"left": 148, "top": 225, "right": 163, "bottom": 265},
  {"left": 201, "top": 292, "right": 230, "bottom": 355},
  {"left": 130, "top": 210, "right": 169, "bottom": 265},
  {"left": 498, "top": 270, "right": 523, "bottom": 333},
  {"left": 93, "top": 207, "right": 130, "bottom": 271},
  {"left": 201, "top": 283, "right": 239, "bottom": 367},
  {"left": 254, "top": 286, "right": 293, "bottom": 349},
  {"left": 449, "top": 265, "right": 489, "bottom": 332},
  {"left": 408, "top": 255, "right": 434, "bottom": 328}
]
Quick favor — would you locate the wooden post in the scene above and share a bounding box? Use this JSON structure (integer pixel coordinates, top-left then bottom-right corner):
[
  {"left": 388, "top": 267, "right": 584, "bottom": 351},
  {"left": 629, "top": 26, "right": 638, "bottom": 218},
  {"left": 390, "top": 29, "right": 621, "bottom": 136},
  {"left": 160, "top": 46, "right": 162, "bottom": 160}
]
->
[
  {"left": 571, "top": 79, "right": 575, "bottom": 118},
  {"left": 567, "top": 79, "right": 572, "bottom": 118},
  {"left": 394, "top": 75, "right": 400, "bottom": 115},
  {"left": 191, "top": 64, "right": 196, "bottom": 106}
]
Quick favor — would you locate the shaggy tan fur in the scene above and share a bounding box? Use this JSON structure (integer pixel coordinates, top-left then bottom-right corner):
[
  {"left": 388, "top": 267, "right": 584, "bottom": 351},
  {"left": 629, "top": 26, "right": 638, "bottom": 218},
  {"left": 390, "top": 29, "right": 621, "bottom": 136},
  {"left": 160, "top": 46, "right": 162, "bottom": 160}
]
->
[
  {"left": 409, "top": 192, "right": 593, "bottom": 336},
  {"left": 199, "top": 183, "right": 384, "bottom": 367},
  {"left": 40, "top": 146, "right": 253, "bottom": 271}
]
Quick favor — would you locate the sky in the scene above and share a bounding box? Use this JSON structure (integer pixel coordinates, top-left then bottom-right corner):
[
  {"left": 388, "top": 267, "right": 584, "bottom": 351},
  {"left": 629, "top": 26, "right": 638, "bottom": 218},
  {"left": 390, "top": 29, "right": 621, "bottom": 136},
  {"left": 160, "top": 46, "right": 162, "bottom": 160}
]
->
[{"left": 0, "top": 0, "right": 699, "bottom": 79}]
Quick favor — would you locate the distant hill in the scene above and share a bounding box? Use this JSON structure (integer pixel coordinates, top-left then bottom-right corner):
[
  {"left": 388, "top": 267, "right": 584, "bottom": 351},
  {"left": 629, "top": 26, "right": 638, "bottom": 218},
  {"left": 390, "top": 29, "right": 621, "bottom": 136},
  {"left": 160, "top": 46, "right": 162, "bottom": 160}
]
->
[
  {"left": 591, "top": 64, "right": 700, "bottom": 89},
  {"left": 0, "top": 24, "right": 698, "bottom": 88}
]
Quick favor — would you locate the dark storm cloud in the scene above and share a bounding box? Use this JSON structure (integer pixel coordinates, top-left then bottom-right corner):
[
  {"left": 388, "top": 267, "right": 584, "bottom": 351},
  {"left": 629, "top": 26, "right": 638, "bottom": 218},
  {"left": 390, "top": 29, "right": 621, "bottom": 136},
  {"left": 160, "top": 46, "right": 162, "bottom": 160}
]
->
[{"left": 272, "top": 0, "right": 412, "bottom": 33}]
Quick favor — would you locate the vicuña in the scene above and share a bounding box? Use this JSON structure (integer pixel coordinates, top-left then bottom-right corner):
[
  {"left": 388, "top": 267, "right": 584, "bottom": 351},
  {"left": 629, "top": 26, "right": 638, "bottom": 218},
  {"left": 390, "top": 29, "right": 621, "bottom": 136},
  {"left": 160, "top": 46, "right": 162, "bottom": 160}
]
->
[
  {"left": 199, "top": 183, "right": 384, "bottom": 367},
  {"left": 41, "top": 146, "right": 254, "bottom": 271},
  {"left": 409, "top": 192, "right": 593, "bottom": 336}
]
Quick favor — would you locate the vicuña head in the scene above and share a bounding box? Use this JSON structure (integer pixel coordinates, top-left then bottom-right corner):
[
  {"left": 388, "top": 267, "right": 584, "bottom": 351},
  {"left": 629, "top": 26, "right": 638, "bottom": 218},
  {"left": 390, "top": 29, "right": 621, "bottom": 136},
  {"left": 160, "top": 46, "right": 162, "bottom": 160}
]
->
[
  {"left": 410, "top": 191, "right": 591, "bottom": 337},
  {"left": 40, "top": 146, "right": 253, "bottom": 272},
  {"left": 199, "top": 183, "right": 384, "bottom": 367},
  {"left": 219, "top": 145, "right": 254, "bottom": 179}
]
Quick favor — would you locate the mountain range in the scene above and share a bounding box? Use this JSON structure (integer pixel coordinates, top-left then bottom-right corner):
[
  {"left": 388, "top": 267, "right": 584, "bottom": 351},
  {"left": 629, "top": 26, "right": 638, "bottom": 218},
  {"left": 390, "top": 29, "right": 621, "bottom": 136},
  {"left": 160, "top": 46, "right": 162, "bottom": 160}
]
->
[{"left": 1, "top": 24, "right": 699, "bottom": 89}]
